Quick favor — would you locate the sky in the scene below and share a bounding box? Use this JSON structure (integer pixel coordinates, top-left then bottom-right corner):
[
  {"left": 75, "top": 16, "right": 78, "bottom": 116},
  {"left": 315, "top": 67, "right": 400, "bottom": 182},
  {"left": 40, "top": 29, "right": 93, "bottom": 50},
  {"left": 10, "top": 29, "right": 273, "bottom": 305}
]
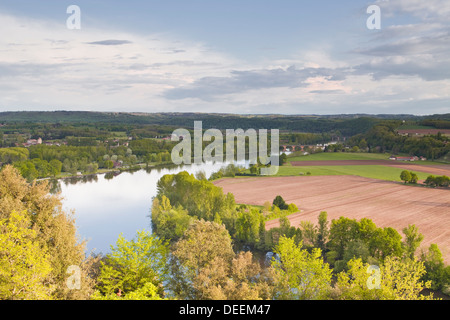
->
[{"left": 0, "top": 0, "right": 449, "bottom": 115}]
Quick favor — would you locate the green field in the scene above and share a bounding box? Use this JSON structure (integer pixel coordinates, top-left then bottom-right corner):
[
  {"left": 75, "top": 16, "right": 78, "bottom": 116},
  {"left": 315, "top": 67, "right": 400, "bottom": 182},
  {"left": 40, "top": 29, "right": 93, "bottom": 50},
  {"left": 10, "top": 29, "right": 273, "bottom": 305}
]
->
[
  {"left": 286, "top": 152, "right": 391, "bottom": 162},
  {"left": 274, "top": 165, "right": 431, "bottom": 182}
]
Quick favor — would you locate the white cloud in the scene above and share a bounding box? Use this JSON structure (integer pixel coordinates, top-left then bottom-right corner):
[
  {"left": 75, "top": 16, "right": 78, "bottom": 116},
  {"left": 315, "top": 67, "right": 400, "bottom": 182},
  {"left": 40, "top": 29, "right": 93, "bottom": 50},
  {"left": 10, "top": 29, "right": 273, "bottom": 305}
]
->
[
  {"left": 0, "top": 5, "right": 449, "bottom": 115},
  {"left": 0, "top": 12, "right": 239, "bottom": 111}
]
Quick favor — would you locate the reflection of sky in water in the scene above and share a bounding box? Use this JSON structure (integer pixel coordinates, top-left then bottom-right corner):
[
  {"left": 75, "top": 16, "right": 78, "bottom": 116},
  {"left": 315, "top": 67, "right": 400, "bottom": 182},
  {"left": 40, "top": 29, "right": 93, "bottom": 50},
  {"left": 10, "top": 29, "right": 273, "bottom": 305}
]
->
[{"left": 59, "top": 161, "right": 247, "bottom": 255}]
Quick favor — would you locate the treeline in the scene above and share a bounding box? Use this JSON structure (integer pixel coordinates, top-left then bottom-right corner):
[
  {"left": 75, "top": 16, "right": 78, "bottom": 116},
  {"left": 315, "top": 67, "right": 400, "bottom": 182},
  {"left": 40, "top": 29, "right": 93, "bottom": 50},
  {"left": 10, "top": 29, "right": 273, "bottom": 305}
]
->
[
  {"left": 421, "top": 120, "right": 450, "bottom": 129},
  {"left": 282, "top": 132, "right": 334, "bottom": 145},
  {"left": 349, "top": 121, "right": 450, "bottom": 160},
  {"left": 1, "top": 111, "right": 383, "bottom": 136},
  {"left": 424, "top": 175, "right": 450, "bottom": 187},
  {"left": 0, "top": 138, "right": 175, "bottom": 180}
]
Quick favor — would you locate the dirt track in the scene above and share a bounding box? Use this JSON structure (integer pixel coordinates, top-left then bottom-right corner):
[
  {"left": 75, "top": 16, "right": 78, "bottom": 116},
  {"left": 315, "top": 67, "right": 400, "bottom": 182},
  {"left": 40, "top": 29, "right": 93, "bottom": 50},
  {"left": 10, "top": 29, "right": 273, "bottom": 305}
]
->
[
  {"left": 291, "top": 160, "right": 450, "bottom": 176},
  {"left": 214, "top": 176, "right": 450, "bottom": 263}
]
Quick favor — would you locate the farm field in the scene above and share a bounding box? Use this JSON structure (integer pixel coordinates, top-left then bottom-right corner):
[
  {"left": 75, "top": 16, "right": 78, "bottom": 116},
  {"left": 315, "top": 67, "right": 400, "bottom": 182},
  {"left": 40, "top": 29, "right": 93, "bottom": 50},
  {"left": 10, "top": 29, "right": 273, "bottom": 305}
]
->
[
  {"left": 286, "top": 152, "right": 450, "bottom": 178},
  {"left": 214, "top": 175, "right": 450, "bottom": 263},
  {"left": 275, "top": 164, "right": 432, "bottom": 181},
  {"left": 286, "top": 152, "right": 392, "bottom": 162}
]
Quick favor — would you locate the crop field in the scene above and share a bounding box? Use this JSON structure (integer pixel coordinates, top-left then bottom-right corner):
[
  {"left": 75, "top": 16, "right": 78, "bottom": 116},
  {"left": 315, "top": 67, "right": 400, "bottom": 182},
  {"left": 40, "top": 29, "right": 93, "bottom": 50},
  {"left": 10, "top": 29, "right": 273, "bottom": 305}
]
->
[
  {"left": 275, "top": 165, "right": 432, "bottom": 181},
  {"left": 214, "top": 175, "right": 450, "bottom": 263},
  {"left": 286, "top": 152, "right": 391, "bottom": 162}
]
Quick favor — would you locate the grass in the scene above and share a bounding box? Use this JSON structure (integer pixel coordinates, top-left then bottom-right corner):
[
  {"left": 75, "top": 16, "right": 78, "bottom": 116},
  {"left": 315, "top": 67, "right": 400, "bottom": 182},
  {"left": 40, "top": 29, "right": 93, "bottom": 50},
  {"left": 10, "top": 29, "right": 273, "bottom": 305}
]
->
[
  {"left": 274, "top": 165, "right": 431, "bottom": 182},
  {"left": 287, "top": 152, "right": 392, "bottom": 162}
]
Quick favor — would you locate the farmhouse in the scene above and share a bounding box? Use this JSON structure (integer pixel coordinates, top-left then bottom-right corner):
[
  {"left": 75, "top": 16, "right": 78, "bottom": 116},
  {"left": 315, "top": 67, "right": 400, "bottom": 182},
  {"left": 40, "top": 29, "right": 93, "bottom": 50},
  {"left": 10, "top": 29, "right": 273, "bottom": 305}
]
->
[{"left": 389, "top": 155, "right": 419, "bottom": 161}]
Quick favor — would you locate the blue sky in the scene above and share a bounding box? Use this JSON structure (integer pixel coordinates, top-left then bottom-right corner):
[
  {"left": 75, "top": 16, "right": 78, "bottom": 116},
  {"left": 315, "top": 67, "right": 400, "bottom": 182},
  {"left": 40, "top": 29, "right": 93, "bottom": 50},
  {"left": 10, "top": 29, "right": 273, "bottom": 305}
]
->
[{"left": 0, "top": 0, "right": 449, "bottom": 115}]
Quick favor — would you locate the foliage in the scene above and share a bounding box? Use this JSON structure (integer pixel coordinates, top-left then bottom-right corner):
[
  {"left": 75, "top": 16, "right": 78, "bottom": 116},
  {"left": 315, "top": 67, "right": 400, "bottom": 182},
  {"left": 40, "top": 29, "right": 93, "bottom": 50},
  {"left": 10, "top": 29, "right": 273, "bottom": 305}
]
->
[
  {"left": 327, "top": 217, "right": 404, "bottom": 267},
  {"left": 0, "top": 165, "right": 96, "bottom": 299},
  {"left": 334, "top": 257, "right": 435, "bottom": 300},
  {"left": 151, "top": 196, "right": 194, "bottom": 242},
  {"left": 270, "top": 236, "right": 332, "bottom": 300},
  {"left": 93, "top": 230, "right": 169, "bottom": 300},
  {"left": 0, "top": 210, "right": 53, "bottom": 300},
  {"left": 420, "top": 244, "right": 450, "bottom": 291},
  {"left": 402, "top": 224, "right": 424, "bottom": 260},
  {"left": 424, "top": 175, "right": 450, "bottom": 187},
  {"left": 272, "top": 195, "right": 288, "bottom": 210}
]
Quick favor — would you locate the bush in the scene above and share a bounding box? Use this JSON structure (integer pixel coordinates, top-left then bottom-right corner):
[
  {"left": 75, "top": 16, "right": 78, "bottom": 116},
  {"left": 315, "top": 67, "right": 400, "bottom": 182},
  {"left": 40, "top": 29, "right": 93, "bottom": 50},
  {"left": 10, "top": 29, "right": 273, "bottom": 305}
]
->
[{"left": 273, "top": 195, "right": 288, "bottom": 210}]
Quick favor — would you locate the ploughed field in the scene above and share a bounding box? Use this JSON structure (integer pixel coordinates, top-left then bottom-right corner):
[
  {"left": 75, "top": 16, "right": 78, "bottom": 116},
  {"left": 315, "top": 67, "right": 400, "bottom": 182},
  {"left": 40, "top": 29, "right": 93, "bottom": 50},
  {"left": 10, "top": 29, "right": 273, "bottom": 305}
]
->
[{"left": 214, "top": 175, "right": 450, "bottom": 263}]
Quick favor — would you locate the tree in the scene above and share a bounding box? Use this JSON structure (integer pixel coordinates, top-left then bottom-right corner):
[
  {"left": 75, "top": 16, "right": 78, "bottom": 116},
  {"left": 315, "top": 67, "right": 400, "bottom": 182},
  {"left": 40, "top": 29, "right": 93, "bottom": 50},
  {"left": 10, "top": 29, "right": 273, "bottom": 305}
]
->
[
  {"left": 0, "top": 210, "right": 53, "bottom": 299},
  {"left": 195, "top": 170, "right": 207, "bottom": 181},
  {"left": 104, "top": 160, "right": 114, "bottom": 169},
  {"left": 249, "top": 164, "right": 260, "bottom": 175},
  {"left": 151, "top": 196, "right": 194, "bottom": 242},
  {"left": 328, "top": 217, "right": 360, "bottom": 261},
  {"left": 170, "top": 220, "right": 235, "bottom": 299},
  {"left": 400, "top": 170, "right": 412, "bottom": 184},
  {"left": 371, "top": 227, "right": 404, "bottom": 260},
  {"left": 0, "top": 165, "right": 96, "bottom": 299},
  {"left": 235, "top": 207, "right": 265, "bottom": 246},
  {"left": 410, "top": 173, "right": 419, "bottom": 184},
  {"left": 299, "top": 220, "right": 318, "bottom": 249},
  {"left": 280, "top": 153, "right": 288, "bottom": 165},
  {"left": 49, "top": 159, "right": 63, "bottom": 177},
  {"left": 333, "top": 257, "right": 434, "bottom": 300},
  {"left": 195, "top": 251, "right": 272, "bottom": 300},
  {"left": 420, "top": 244, "right": 450, "bottom": 291},
  {"left": 273, "top": 195, "right": 288, "bottom": 210},
  {"left": 270, "top": 236, "right": 332, "bottom": 300},
  {"left": 316, "top": 211, "right": 329, "bottom": 252},
  {"left": 93, "top": 230, "right": 169, "bottom": 300},
  {"left": 402, "top": 224, "right": 424, "bottom": 260}
]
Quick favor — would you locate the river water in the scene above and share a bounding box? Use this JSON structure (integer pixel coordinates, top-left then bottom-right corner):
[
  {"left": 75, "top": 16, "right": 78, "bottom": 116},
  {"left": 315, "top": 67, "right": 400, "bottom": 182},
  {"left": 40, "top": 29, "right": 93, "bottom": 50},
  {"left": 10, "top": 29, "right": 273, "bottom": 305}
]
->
[{"left": 55, "top": 161, "right": 247, "bottom": 255}]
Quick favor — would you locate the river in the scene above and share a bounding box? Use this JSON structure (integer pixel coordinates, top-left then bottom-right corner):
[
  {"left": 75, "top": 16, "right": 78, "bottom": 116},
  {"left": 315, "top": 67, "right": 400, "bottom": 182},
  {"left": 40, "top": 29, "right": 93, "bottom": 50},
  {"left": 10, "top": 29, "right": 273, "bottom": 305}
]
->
[{"left": 54, "top": 161, "right": 248, "bottom": 255}]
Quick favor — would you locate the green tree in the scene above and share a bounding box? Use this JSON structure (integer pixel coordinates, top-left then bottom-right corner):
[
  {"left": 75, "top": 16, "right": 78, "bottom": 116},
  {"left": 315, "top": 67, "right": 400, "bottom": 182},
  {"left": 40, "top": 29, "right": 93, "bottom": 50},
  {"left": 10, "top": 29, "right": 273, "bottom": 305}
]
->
[
  {"left": 280, "top": 153, "right": 288, "bottom": 165},
  {"left": 421, "top": 244, "right": 450, "bottom": 291},
  {"left": 372, "top": 227, "right": 404, "bottom": 260},
  {"left": 93, "top": 230, "right": 169, "bottom": 300},
  {"left": 270, "top": 236, "right": 332, "bottom": 300},
  {"left": 400, "top": 170, "right": 412, "bottom": 184},
  {"left": 170, "top": 220, "right": 235, "bottom": 299},
  {"left": 235, "top": 207, "right": 265, "bottom": 246},
  {"left": 402, "top": 224, "right": 424, "bottom": 260},
  {"left": 151, "top": 196, "right": 194, "bottom": 242},
  {"left": 0, "top": 210, "right": 53, "bottom": 300},
  {"left": 334, "top": 257, "right": 435, "bottom": 300},
  {"left": 49, "top": 159, "right": 63, "bottom": 177},
  {"left": 0, "top": 165, "right": 97, "bottom": 299},
  {"left": 316, "top": 211, "right": 329, "bottom": 252},
  {"left": 327, "top": 217, "right": 360, "bottom": 261},
  {"left": 410, "top": 173, "right": 419, "bottom": 184},
  {"left": 299, "top": 220, "right": 318, "bottom": 249},
  {"left": 273, "top": 195, "right": 288, "bottom": 210}
]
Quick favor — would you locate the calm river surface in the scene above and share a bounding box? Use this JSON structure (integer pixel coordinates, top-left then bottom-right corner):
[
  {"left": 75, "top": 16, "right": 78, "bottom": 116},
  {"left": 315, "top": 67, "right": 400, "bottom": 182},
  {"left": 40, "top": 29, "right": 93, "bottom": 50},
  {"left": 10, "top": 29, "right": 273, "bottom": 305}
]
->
[{"left": 56, "top": 161, "right": 247, "bottom": 255}]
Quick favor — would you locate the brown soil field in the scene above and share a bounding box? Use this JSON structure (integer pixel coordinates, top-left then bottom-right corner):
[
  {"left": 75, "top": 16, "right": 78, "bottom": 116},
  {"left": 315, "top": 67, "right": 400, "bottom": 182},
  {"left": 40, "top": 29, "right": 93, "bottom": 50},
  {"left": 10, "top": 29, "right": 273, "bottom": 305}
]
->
[
  {"left": 214, "top": 176, "right": 450, "bottom": 263},
  {"left": 291, "top": 160, "right": 450, "bottom": 176}
]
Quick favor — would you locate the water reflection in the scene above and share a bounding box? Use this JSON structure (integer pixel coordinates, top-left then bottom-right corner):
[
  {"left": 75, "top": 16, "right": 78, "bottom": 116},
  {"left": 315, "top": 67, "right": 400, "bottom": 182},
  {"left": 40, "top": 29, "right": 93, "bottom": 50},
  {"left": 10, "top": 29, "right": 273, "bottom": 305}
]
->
[{"left": 58, "top": 161, "right": 247, "bottom": 255}]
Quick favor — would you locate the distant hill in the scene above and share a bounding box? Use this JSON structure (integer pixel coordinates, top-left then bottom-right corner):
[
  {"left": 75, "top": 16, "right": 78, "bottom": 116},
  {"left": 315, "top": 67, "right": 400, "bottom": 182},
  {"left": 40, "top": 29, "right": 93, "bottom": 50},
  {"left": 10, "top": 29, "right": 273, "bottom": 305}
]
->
[{"left": 0, "top": 111, "right": 449, "bottom": 136}]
